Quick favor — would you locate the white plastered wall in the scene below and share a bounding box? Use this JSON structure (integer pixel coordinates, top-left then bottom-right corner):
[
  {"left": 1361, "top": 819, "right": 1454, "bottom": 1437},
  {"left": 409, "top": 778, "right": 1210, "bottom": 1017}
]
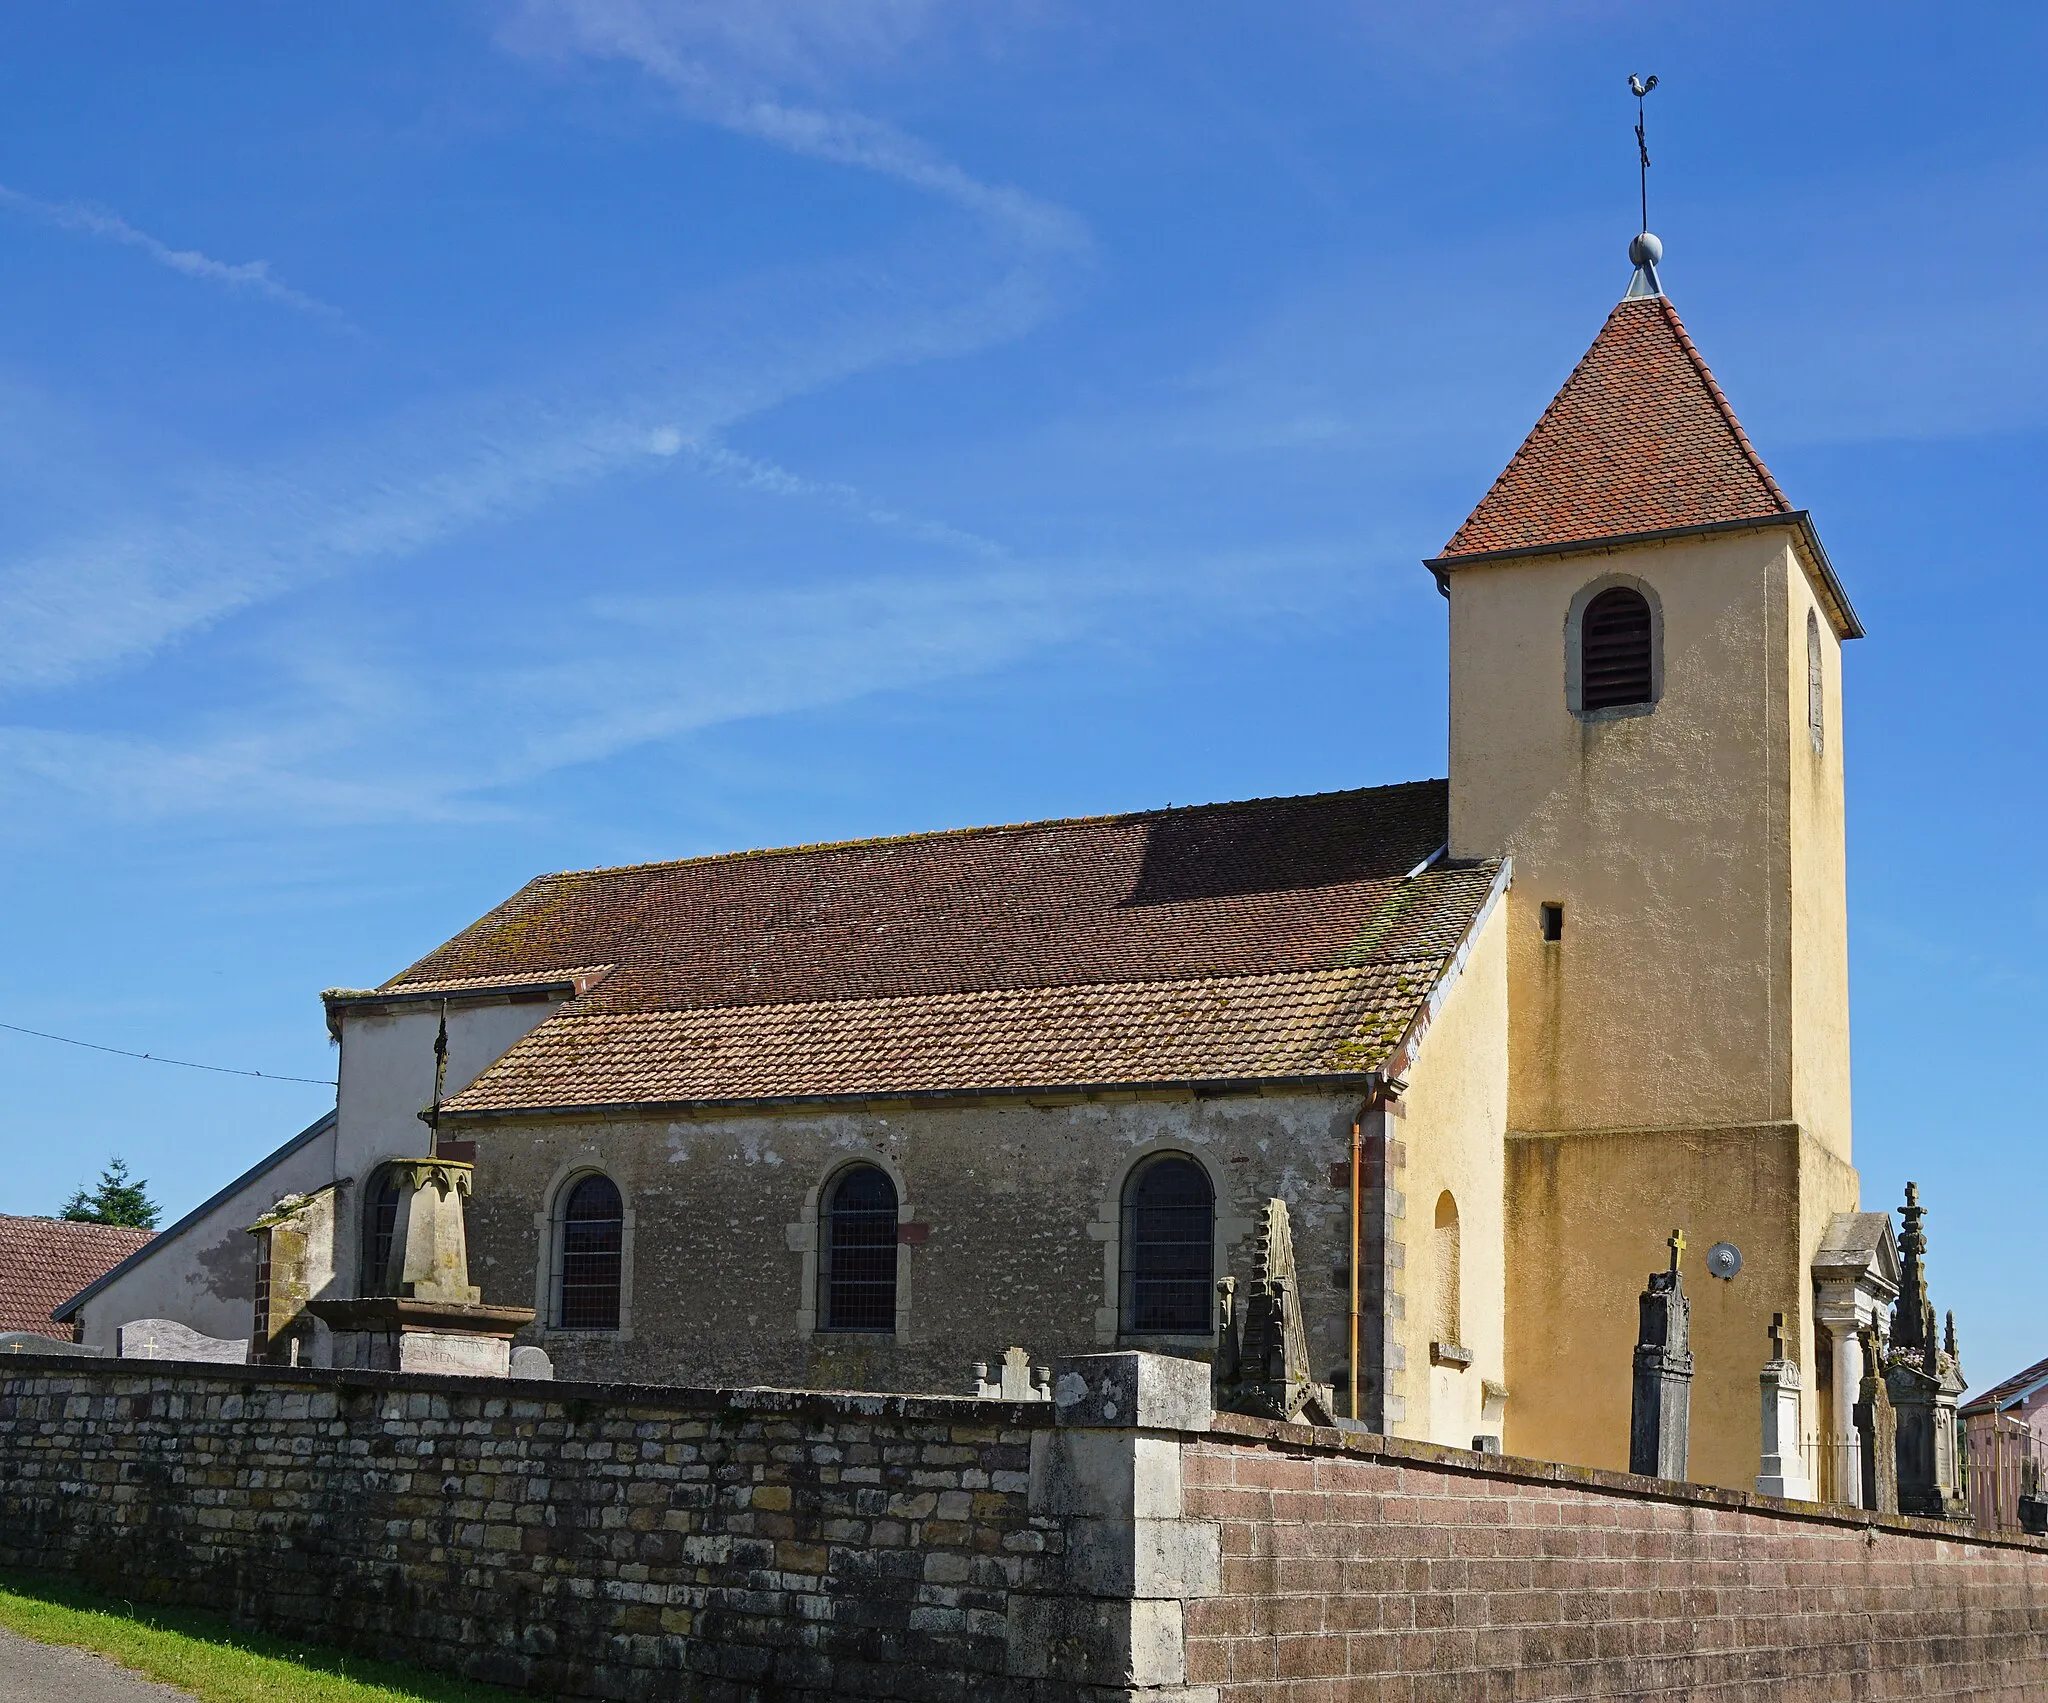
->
[
  {"left": 331, "top": 998, "right": 562, "bottom": 1294},
  {"left": 68, "top": 1117, "right": 338, "bottom": 1354},
  {"left": 70, "top": 994, "right": 562, "bottom": 1354}
]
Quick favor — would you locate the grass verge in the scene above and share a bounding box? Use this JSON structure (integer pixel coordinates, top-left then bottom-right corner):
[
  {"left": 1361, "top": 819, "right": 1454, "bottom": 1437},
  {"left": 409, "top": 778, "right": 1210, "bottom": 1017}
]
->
[{"left": 0, "top": 1572, "right": 529, "bottom": 1703}]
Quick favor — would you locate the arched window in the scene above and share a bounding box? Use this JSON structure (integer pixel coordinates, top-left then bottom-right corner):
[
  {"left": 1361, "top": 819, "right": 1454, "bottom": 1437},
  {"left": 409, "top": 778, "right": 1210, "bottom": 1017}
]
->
[
  {"left": 1580, "top": 585, "right": 1654, "bottom": 711},
  {"left": 1120, "top": 1155, "right": 1215, "bottom": 1336},
  {"left": 554, "top": 1174, "right": 624, "bottom": 1331},
  {"left": 1432, "top": 1191, "right": 1462, "bottom": 1349},
  {"left": 360, "top": 1165, "right": 405, "bottom": 1297},
  {"left": 821, "top": 1165, "right": 898, "bottom": 1332},
  {"left": 1807, "top": 608, "right": 1825, "bottom": 755}
]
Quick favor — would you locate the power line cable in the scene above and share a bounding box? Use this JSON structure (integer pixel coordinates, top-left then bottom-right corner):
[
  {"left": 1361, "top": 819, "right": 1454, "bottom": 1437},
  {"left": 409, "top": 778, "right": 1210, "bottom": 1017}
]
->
[{"left": 0, "top": 1019, "right": 336, "bottom": 1086}]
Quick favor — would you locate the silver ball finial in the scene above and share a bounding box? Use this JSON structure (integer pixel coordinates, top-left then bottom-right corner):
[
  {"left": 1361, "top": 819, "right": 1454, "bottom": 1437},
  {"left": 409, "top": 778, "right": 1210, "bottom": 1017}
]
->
[{"left": 1629, "top": 231, "right": 1663, "bottom": 267}]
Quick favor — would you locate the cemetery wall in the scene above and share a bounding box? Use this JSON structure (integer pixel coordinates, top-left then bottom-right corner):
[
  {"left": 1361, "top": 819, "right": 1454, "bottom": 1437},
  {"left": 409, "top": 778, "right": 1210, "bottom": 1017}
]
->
[
  {"left": 1187, "top": 1411, "right": 2048, "bottom": 1700},
  {"left": 5, "top": 1356, "right": 2048, "bottom": 1701},
  {"left": 0, "top": 1359, "right": 1065, "bottom": 1701}
]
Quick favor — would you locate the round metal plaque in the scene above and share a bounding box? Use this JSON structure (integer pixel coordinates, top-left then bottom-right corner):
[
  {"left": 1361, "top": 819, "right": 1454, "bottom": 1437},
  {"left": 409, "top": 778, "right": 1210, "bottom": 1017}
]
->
[{"left": 1706, "top": 1241, "right": 1743, "bottom": 1281}]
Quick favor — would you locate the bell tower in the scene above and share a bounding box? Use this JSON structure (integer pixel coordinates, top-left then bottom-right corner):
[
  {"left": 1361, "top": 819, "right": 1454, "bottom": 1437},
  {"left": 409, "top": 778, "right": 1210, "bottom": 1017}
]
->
[{"left": 1432, "top": 235, "right": 1867, "bottom": 1489}]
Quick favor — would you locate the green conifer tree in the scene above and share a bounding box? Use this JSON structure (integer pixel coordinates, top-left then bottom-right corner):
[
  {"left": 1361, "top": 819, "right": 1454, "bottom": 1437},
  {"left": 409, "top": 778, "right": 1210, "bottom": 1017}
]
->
[{"left": 59, "top": 1157, "right": 161, "bottom": 1230}]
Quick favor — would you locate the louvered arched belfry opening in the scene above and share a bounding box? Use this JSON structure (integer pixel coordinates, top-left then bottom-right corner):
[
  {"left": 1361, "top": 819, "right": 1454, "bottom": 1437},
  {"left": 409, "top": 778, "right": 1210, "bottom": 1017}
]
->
[{"left": 1579, "top": 584, "right": 1655, "bottom": 710}]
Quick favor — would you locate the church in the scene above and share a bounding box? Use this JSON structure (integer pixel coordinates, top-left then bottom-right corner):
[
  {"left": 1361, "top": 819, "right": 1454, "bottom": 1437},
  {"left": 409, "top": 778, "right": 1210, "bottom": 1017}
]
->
[{"left": 58, "top": 234, "right": 1909, "bottom": 1499}]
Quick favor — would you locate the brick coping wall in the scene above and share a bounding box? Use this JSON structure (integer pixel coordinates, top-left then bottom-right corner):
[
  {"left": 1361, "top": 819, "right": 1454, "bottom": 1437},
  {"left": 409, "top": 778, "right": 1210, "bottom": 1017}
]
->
[
  {"left": 1204, "top": 1409, "right": 2048, "bottom": 1553},
  {"left": 1189, "top": 1411, "right": 2048, "bottom": 1700}
]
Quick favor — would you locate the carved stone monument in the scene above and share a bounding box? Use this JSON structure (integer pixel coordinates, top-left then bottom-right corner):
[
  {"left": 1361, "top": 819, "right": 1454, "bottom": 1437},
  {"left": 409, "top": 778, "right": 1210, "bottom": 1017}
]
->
[
  {"left": 309, "top": 1158, "right": 533, "bottom": 1376},
  {"left": 1215, "top": 1198, "right": 1336, "bottom": 1426},
  {"left": 1756, "top": 1312, "right": 1814, "bottom": 1500},
  {"left": 1629, "top": 1230, "right": 1693, "bottom": 1480},
  {"left": 1885, "top": 1183, "right": 1968, "bottom": 1520},
  {"left": 1810, "top": 1211, "right": 1900, "bottom": 1508}
]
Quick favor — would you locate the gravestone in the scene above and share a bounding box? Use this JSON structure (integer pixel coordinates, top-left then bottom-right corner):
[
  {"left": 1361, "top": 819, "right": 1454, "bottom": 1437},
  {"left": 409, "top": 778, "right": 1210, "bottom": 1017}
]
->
[
  {"left": 246, "top": 1184, "right": 339, "bottom": 1366},
  {"left": 1629, "top": 1230, "right": 1693, "bottom": 1480},
  {"left": 1756, "top": 1312, "right": 1814, "bottom": 1499},
  {"left": 117, "top": 1319, "right": 249, "bottom": 1364},
  {"left": 0, "top": 1333, "right": 100, "bottom": 1356},
  {"left": 309, "top": 1158, "right": 534, "bottom": 1377},
  {"left": 510, "top": 1345, "right": 554, "bottom": 1381},
  {"left": 1855, "top": 1322, "right": 1900, "bottom": 1515}
]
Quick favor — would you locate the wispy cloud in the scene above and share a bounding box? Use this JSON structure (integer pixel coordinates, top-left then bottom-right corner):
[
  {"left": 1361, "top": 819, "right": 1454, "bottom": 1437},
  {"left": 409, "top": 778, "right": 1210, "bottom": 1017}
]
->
[
  {"left": 0, "top": 223, "right": 1053, "bottom": 698},
  {"left": 0, "top": 407, "right": 676, "bottom": 695},
  {"left": 513, "top": 0, "right": 947, "bottom": 91},
  {"left": 0, "top": 541, "right": 1363, "bottom": 827},
  {"left": 0, "top": 184, "right": 350, "bottom": 326},
  {"left": 664, "top": 433, "right": 1007, "bottom": 556},
  {"left": 0, "top": 2, "right": 1082, "bottom": 700},
  {"left": 502, "top": 0, "right": 1087, "bottom": 255},
  {"left": 0, "top": 568, "right": 1083, "bottom": 823}
]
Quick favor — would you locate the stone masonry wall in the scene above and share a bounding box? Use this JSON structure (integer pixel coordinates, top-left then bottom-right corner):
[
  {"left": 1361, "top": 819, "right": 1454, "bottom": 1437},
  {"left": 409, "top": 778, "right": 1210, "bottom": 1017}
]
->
[
  {"left": 464, "top": 1090, "right": 1363, "bottom": 1398},
  {"left": 1183, "top": 1412, "right": 2048, "bottom": 1700},
  {"left": 0, "top": 1360, "right": 1064, "bottom": 1701}
]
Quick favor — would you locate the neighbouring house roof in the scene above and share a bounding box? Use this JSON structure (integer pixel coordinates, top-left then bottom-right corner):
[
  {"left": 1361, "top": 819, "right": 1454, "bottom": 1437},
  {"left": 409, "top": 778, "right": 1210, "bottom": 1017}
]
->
[
  {"left": 1436, "top": 295, "right": 1792, "bottom": 561},
  {"left": 0, "top": 1215, "right": 154, "bottom": 1337},
  {"left": 51, "top": 1109, "right": 337, "bottom": 1324},
  {"left": 1963, "top": 1354, "right": 2048, "bottom": 1420},
  {"left": 390, "top": 782, "right": 1506, "bottom": 1117}
]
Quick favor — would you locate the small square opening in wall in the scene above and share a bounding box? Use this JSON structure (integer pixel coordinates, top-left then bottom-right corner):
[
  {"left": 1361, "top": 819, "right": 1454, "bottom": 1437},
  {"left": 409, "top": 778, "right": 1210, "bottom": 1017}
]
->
[{"left": 1539, "top": 903, "right": 1564, "bottom": 943}]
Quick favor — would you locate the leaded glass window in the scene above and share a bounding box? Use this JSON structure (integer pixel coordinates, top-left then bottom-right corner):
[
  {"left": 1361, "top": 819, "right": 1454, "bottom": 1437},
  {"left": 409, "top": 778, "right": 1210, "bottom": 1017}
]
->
[{"left": 1120, "top": 1156, "right": 1214, "bottom": 1335}]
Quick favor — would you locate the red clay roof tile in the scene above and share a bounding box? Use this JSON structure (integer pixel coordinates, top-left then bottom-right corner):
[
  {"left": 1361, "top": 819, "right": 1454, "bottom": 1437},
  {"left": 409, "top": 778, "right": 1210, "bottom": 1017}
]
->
[
  {"left": 0, "top": 1215, "right": 153, "bottom": 1337},
  {"left": 1438, "top": 295, "right": 1791, "bottom": 559},
  {"left": 385, "top": 782, "right": 1501, "bottom": 1112},
  {"left": 390, "top": 782, "right": 1464, "bottom": 1015},
  {"left": 441, "top": 961, "right": 1452, "bottom": 1114}
]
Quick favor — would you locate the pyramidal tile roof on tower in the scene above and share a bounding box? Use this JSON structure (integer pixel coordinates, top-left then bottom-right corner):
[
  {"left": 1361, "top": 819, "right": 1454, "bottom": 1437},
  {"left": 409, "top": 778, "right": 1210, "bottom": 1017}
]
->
[{"left": 1437, "top": 294, "right": 1793, "bottom": 560}]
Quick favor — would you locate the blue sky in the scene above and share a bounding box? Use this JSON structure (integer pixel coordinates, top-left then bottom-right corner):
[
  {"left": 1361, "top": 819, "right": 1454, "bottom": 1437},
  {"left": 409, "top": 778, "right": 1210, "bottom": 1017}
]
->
[{"left": 0, "top": 3, "right": 2040, "bottom": 1387}]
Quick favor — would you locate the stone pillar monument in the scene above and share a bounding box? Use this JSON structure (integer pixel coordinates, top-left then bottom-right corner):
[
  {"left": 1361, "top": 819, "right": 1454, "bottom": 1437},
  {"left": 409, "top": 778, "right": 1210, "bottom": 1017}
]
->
[
  {"left": 1629, "top": 1230, "right": 1693, "bottom": 1481},
  {"left": 310, "top": 1159, "right": 533, "bottom": 1375},
  {"left": 246, "top": 1183, "right": 341, "bottom": 1366},
  {"left": 1756, "top": 1313, "right": 1814, "bottom": 1500}
]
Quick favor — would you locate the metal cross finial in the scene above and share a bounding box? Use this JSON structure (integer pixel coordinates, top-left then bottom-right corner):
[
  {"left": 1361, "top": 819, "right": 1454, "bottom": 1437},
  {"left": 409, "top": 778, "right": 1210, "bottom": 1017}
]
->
[
  {"left": 1629, "top": 73, "right": 1659, "bottom": 233},
  {"left": 1769, "top": 1311, "right": 1787, "bottom": 1356},
  {"left": 428, "top": 997, "right": 450, "bottom": 1152},
  {"left": 1667, "top": 1228, "right": 1686, "bottom": 1273}
]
